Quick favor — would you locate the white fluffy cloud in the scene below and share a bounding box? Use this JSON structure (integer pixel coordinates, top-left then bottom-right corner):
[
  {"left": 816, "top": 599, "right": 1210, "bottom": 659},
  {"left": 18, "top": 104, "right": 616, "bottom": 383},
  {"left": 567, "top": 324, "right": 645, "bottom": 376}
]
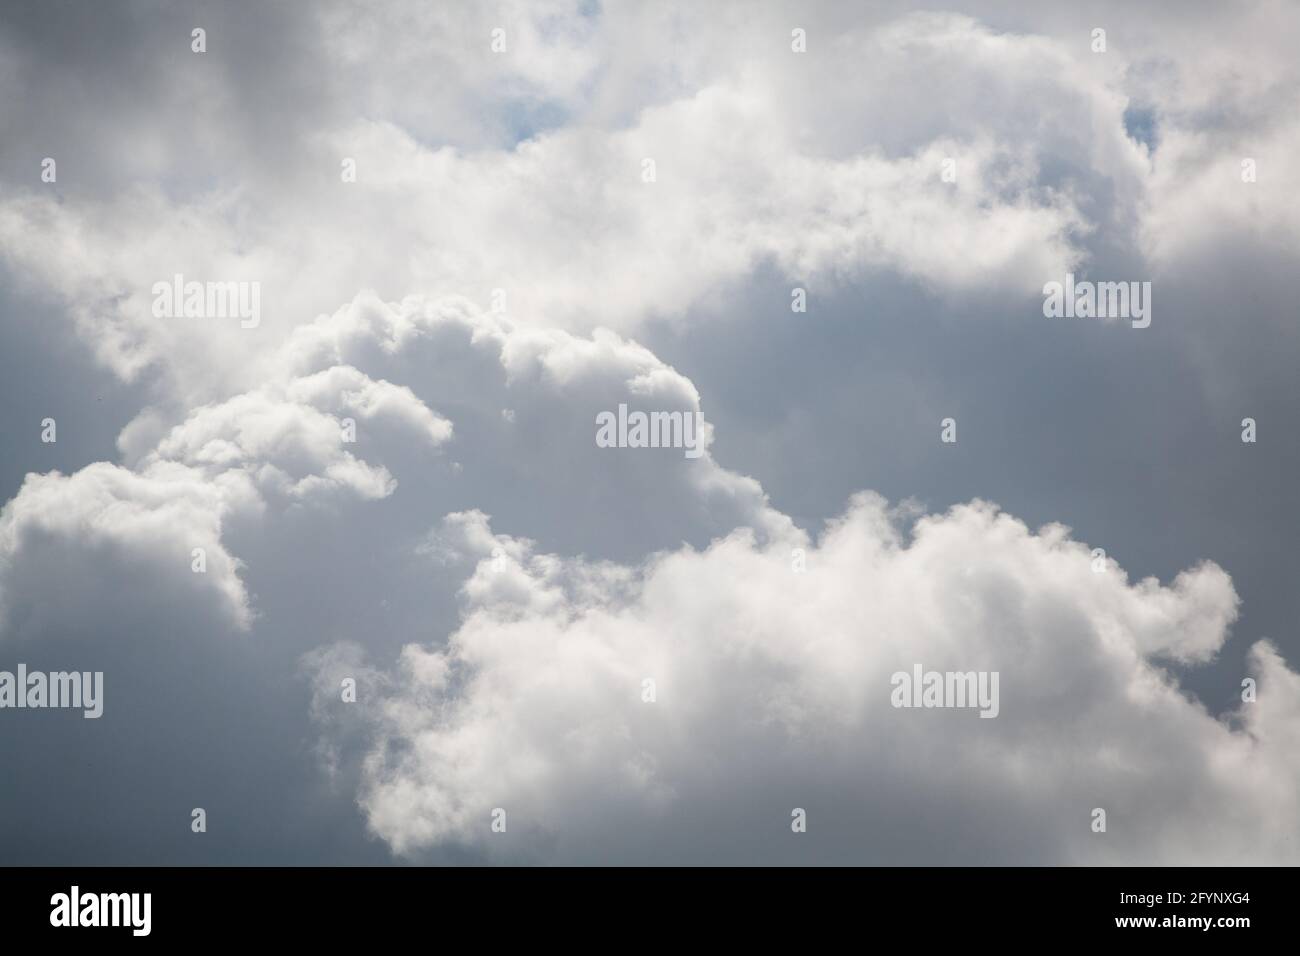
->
[
  {"left": 0, "top": 306, "right": 457, "bottom": 637},
  {"left": 144, "top": 366, "right": 452, "bottom": 502},
  {"left": 324, "top": 494, "right": 1300, "bottom": 864},
  {"left": 0, "top": 459, "right": 255, "bottom": 636}
]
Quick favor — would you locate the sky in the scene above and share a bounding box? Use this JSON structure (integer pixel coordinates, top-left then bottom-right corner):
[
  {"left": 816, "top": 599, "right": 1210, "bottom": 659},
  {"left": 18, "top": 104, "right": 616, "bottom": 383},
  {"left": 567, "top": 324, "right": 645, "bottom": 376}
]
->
[{"left": 0, "top": 0, "right": 1298, "bottom": 865}]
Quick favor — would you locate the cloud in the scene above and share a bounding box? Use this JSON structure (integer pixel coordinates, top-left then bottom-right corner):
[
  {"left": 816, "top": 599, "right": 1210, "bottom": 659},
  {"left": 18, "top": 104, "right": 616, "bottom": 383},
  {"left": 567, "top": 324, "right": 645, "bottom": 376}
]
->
[
  {"left": 0, "top": 280, "right": 801, "bottom": 863},
  {"left": 2, "top": 0, "right": 1298, "bottom": 867},
  {"left": 0, "top": 460, "right": 255, "bottom": 636},
  {"left": 0, "top": 285, "right": 776, "bottom": 649},
  {"left": 0, "top": 307, "right": 456, "bottom": 639},
  {"left": 269, "top": 290, "right": 791, "bottom": 556},
  {"left": 4, "top": 4, "right": 1296, "bottom": 406},
  {"left": 0, "top": 281, "right": 1292, "bottom": 865},
  {"left": 144, "top": 365, "right": 452, "bottom": 502},
  {"left": 311, "top": 491, "right": 1299, "bottom": 864},
  {"left": 0, "top": 280, "right": 1289, "bottom": 865},
  {"left": 0, "top": 11, "right": 1139, "bottom": 403}
]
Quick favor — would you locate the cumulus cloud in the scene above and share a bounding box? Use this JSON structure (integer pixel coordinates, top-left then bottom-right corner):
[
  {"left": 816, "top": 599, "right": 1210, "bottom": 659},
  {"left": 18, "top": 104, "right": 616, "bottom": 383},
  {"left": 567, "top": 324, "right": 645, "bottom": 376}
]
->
[
  {"left": 1, "top": 280, "right": 1293, "bottom": 865},
  {"left": 144, "top": 365, "right": 452, "bottom": 502},
  {"left": 1, "top": 263, "right": 1292, "bottom": 867},
  {"left": 269, "top": 291, "right": 791, "bottom": 555},
  {"left": 0, "top": 460, "right": 255, "bottom": 637},
  {"left": 309, "top": 492, "right": 1300, "bottom": 865},
  {"left": 0, "top": 285, "right": 776, "bottom": 649},
  {"left": 0, "top": 303, "right": 457, "bottom": 638}
]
